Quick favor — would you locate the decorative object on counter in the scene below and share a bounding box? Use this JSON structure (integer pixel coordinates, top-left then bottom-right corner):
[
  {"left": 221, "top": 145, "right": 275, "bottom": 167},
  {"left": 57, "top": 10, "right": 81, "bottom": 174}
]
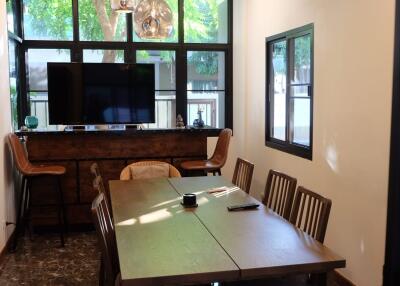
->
[
  {"left": 24, "top": 116, "right": 39, "bottom": 129},
  {"left": 20, "top": 126, "right": 29, "bottom": 132},
  {"left": 193, "top": 110, "right": 205, "bottom": 128},
  {"left": 176, "top": 114, "right": 185, "bottom": 129}
]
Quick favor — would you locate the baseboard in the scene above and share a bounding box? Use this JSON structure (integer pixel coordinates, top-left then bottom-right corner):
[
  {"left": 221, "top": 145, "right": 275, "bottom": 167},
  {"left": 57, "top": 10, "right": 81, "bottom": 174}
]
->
[
  {"left": 333, "top": 270, "right": 355, "bottom": 286},
  {"left": 0, "top": 228, "right": 16, "bottom": 265}
]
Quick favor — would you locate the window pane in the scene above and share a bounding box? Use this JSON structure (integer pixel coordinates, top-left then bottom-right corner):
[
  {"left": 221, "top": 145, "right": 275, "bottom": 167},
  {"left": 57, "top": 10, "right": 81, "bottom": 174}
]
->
[
  {"left": 83, "top": 50, "right": 124, "bottom": 63},
  {"left": 271, "top": 40, "right": 286, "bottom": 141},
  {"left": 144, "top": 91, "right": 176, "bottom": 129},
  {"left": 187, "top": 91, "right": 224, "bottom": 128},
  {"left": 8, "top": 40, "right": 18, "bottom": 130},
  {"left": 291, "top": 85, "right": 310, "bottom": 98},
  {"left": 290, "top": 34, "right": 311, "bottom": 84},
  {"left": 187, "top": 51, "right": 225, "bottom": 91},
  {"left": 27, "top": 49, "right": 71, "bottom": 91},
  {"left": 133, "top": 0, "right": 178, "bottom": 43},
  {"left": 23, "top": 0, "right": 73, "bottom": 40},
  {"left": 184, "top": 0, "right": 228, "bottom": 43},
  {"left": 136, "top": 50, "right": 176, "bottom": 90},
  {"left": 79, "top": 0, "right": 127, "bottom": 41},
  {"left": 292, "top": 98, "right": 310, "bottom": 146},
  {"left": 29, "top": 92, "right": 50, "bottom": 129},
  {"left": 7, "top": 0, "right": 14, "bottom": 33}
]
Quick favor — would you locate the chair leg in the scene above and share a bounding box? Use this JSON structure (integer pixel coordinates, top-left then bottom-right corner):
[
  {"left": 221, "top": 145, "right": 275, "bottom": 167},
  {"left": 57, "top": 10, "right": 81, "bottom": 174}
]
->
[
  {"left": 99, "top": 254, "right": 105, "bottom": 286},
  {"left": 11, "top": 176, "right": 27, "bottom": 252},
  {"left": 24, "top": 179, "right": 34, "bottom": 242},
  {"left": 58, "top": 177, "right": 68, "bottom": 233},
  {"left": 217, "top": 169, "right": 222, "bottom": 176},
  {"left": 56, "top": 177, "right": 66, "bottom": 247}
]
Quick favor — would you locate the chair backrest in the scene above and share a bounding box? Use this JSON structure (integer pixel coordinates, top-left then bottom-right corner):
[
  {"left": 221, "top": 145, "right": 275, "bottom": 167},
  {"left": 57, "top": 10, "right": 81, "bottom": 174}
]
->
[
  {"left": 232, "top": 158, "right": 254, "bottom": 194},
  {"left": 120, "top": 161, "right": 181, "bottom": 180},
  {"left": 91, "top": 193, "right": 119, "bottom": 285},
  {"left": 263, "top": 170, "right": 297, "bottom": 220},
  {"left": 209, "top": 128, "right": 232, "bottom": 166},
  {"left": 93, "top": 175, "right": 107, "bottom": 196},
  {"left": 289, "top": 186, "right": 332, "bottom": 243},
  {"left": 90, "top": 162, "right": 101, "bottom": 179},
  {"left": 7, "top": 133, "right": 31, "bottom": 175}
]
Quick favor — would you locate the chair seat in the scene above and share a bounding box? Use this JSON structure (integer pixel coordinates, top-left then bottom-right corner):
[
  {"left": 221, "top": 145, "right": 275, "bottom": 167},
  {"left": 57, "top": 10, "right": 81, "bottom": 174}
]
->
[
  {"left": 24, "top": 164, "right": 66, "bottom": 176},
  {"left": 180, "top": 160, "right": 222, "bottom": 171}
]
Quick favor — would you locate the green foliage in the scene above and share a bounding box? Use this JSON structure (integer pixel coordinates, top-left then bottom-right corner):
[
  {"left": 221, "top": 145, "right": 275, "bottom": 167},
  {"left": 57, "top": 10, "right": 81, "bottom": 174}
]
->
[
  {"left": 184, "top": 0, "right": 222, "bottom": 43},
  {"left": 10, "top": 85, "right": 19, "bottom": 130},
  {"left": 294, "top": 35, "right": 311, "bottom": 69},
  {"left": 79, "top": 0, "right": 126, "bottom": 41},
  {"left": 24, "top": 0, "right": 73, "bottom": 40},
  {"left": 188, "top": 51, "right": 219, "bottom": 75},
  {"left": 24, "top": 0, "right": 224, "bottom": 75}
]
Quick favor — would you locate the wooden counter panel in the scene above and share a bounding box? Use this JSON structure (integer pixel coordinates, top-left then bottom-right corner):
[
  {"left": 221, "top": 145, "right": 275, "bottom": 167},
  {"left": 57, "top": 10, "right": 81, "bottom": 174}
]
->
[{"left": 26, "top": 133, "right": 207, "bottom": 161}]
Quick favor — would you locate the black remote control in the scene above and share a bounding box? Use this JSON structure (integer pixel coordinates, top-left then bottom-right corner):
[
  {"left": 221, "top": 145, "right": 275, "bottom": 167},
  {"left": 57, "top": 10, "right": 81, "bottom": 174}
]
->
[{"left": 227, "top": 203, "right": 260, "bottom": 211}]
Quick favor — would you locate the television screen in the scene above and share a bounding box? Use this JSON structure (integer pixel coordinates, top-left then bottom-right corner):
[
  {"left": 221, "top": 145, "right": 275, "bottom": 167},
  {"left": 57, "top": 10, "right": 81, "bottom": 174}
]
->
[{"left": 47, "top": 63, "right": 155, "bottom": 125}]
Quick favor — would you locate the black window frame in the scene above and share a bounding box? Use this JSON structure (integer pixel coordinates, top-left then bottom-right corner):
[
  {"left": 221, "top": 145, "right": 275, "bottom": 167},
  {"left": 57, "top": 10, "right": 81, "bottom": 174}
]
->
[
  {"left": 11, "top": 0, "right": 233, "bottom": 130},
  {"left": 265, "top": 24, "right": 314, "bottom": 160}
]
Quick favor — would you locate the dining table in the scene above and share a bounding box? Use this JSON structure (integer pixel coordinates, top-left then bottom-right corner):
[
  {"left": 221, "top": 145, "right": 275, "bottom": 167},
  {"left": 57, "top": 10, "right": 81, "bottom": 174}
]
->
[{"left": 109, "top": 176, "right": 346, "bottom": 286}]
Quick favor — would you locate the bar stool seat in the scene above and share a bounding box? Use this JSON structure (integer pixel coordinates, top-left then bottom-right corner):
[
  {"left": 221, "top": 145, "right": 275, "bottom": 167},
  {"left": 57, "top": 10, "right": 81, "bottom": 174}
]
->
[
  {"left": 8, "top": 133, "right": 67, "bottom": 251},
  {"left": 23, "top": 165, "right": 66, "bottom": 176},
  {"left": 181, "top": 128, "right": 232, "bottom": 176},
  {"left": 180, "top": 159, "right": 222, "bottom": 172}
]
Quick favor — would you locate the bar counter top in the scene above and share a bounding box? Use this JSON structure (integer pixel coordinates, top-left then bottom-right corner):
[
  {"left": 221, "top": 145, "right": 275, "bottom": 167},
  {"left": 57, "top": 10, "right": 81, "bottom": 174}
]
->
[{"left": 15, "top": 126, "right": 222, "bottom": 137}]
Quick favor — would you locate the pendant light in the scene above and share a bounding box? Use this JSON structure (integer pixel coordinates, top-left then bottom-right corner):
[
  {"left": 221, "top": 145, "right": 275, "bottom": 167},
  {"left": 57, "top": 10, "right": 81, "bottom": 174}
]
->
[
  {"left": 111, "top": 0, "right": 134, "bottom": 13},
  {"left": 133, "top": 0, "right": 174, "bottom": 39}
]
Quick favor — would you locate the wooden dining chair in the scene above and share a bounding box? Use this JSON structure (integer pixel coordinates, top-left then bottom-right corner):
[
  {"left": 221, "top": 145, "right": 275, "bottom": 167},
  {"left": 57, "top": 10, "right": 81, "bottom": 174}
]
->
[
  {"left": 93, "top": 173, "right": 107, "bottom": 197},
  {"left": 180, "top": 128, "right": 232, "bottom": 176},
  {"left": 120, "top": 161, "right": 181, "bottom": 180},
  {"left": 232, "top": 158, "right": 254, "bottom": 194},
  {"left": 92, "top": 193, "right": 121, "bottom": 286},
  {"left": 90, "top": 162, "right": 102, "bottom": 179},
  {"left": 262, "top": 170, "right": 297, "bottom": 220},
  {"left": 289, "top": 186, "right": 332, "bottom": 243},
  {"left": 8, "top": 133, "right": 67, "bottom": 250}
]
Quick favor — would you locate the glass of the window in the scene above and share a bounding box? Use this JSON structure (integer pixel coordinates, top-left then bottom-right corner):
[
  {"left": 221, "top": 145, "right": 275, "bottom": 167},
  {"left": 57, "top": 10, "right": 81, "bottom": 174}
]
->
[
  {"left": 137, "top": 50, "right": 176, "bottom": 128},
  {"left": 184, "top": 0, "right": 228, "bottom": 44},
  {"left": 270, "top": 40, "right": 287, "bottom": 141},
  {"left": 27, "top": 49, "right": 70, "bottom": 129},
  {"left": 79, "top": 0, "right": 127, "bottom": 41},
  {"left": 8, "top": 40, "right": 18, "bottom": 130},
  {"left": 187, "top": 51, "right": 225, "bottom": 128},
  {"left": 7, "top": 0, "right": 15, "bottom": 33},
  {"left": 23, "top": 0, "right": 73, "bottom": 40},
  {"left": 83, "top": 50, "right": 124, "bottom": 63}
]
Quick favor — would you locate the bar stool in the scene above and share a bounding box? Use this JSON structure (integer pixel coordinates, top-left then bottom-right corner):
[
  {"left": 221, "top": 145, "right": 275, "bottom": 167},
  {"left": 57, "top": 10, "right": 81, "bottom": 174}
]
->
[
  {"left": 180, "top": 128, "right": 232, "bottom": 176},
  {"left": 8, "top": 133, "right": 67, "bottom": 250}
]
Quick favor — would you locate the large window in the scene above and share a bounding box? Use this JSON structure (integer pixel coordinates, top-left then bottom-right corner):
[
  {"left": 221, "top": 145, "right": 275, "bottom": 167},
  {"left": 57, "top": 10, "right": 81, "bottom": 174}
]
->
[
  {"left": 9, "top": 0, "right": 232, "bottom": 130},
  {"left": 266, "top": 24, "right": 314, "bottom": 160},
  {"left": 7, "top": 0, "right": 22, "bottom": 130}
]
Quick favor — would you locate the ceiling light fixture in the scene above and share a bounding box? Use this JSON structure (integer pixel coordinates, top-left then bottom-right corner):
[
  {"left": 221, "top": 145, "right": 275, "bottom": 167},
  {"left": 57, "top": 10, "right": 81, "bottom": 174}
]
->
[{"left": 111, "top": 0, "right": 174, "bottom": 40}]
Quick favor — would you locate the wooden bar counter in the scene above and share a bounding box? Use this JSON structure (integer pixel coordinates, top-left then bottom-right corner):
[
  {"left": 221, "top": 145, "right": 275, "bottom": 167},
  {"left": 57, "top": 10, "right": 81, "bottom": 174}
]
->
[{"left": 15, "top": 128, "right": 221, "bottom": 228}]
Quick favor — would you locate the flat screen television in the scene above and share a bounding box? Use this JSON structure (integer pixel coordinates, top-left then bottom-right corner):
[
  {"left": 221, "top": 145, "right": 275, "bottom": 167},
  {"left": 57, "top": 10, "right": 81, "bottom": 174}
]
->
[{"left": 47, "top": 63, "right": 155, "bottom": 125}]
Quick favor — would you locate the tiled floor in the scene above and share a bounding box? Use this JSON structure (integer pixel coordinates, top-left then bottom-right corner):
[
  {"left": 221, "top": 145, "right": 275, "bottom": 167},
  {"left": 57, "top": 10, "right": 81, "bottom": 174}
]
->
[
  {"left": 0, "top": 232, "right": 100, "bottom": 286},
  {"left": 0, "top": 232, "right": 340, "bottom": 286}
]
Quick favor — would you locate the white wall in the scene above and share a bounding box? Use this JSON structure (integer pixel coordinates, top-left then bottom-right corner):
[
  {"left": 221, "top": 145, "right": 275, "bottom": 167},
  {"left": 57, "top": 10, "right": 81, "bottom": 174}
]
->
[
  {"left": 210, "top": 0, "right": 395, "bottom": 285},
  {"left": 0, "top": 2, "right": 15, "bottom": 252}
]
